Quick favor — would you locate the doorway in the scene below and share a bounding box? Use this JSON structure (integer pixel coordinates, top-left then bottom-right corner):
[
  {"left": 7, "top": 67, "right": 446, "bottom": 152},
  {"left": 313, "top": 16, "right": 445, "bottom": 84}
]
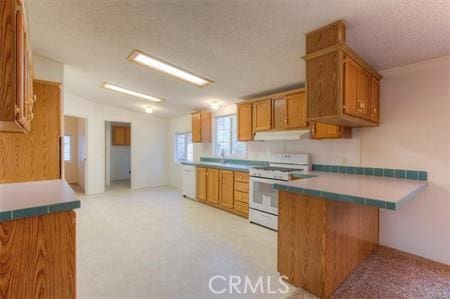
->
[
  {"left": 63, "top": 115, "right": 87, "bottom": 195},
  {"left": 105, "top": 121, "right": 131, "bottom": 191}
]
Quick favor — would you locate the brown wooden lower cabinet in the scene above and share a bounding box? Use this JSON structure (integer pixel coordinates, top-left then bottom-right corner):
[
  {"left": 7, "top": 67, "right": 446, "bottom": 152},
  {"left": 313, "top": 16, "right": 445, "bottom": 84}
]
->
[
  {"left": 0, "top": 211, "right": 76, "bottom": 298},
  {"left": 206, "top": 168, "right": 219, "bottom": 204},
  {"left": 278, "top": 191, "right": 378, "bottom": 298},
  {"left": 196, "top": 168, "right": 249, "bottom": 218},
  {"left": 219, "top": 170, "right": 234, "bottom": 209}
]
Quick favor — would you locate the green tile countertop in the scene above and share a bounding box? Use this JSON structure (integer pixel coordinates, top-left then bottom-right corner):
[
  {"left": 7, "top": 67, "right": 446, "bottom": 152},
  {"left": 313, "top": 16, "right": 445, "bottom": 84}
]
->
[
  {"left": 275, "top": 171, "right": 428, "bottom": 211},
  {"left": 0, "top": 179, "right": 80, "bottom": 222},
  {"left": 181, "top": 161, "right": 254, "bottom": 172}
]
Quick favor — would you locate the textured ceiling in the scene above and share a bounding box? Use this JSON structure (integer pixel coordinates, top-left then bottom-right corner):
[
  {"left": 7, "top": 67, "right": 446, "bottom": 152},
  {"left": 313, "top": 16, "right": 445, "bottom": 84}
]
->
[{"left": 28, "top": 0, "right": 450, "bottom": 117}]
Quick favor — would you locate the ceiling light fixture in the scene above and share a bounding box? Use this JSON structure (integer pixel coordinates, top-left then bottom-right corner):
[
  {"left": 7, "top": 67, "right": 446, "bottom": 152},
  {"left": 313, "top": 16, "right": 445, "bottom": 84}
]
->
[
  {"left": 145, "top": 106, "right": 153, "bottom": 114},
  {"left": 210, "top": 101, "right": 220, "bottom": 110},
  {"left": 101, "top": 82, "right": 163, "bottom": 103},
  {"left": 128, "top": 50, "right": 213, "bottom": 87}
]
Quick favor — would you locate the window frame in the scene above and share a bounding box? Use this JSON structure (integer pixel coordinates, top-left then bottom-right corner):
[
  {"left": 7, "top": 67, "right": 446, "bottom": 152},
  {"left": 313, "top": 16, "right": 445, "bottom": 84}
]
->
[
  {"left": 174, "top": 132, "right": 193, "bottom": 163},
  {"left": 63, "top": 135, "right": 71, "bottom": 162},
  {"left": 214, "top": 114, "right": 246, "bottom": 158}
]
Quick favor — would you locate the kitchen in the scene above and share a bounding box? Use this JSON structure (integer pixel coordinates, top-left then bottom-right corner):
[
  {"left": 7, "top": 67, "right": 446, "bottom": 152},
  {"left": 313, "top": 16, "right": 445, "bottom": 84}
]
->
[{"left": 1, "top": 1, "right": 449, "bottom": 298}]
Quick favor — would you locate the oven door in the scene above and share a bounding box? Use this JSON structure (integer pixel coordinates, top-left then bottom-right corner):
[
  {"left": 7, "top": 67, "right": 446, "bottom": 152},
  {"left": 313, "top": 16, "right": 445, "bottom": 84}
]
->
[{"left": 249, "top": 177, "right": 279, "bottom": 215}]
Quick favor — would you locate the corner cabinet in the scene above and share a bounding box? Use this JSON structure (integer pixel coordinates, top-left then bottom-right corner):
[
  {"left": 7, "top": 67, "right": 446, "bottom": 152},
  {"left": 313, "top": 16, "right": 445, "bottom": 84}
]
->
[
  {"left": 303, "top": 20, "right": 382, "bottom": 127},
  {"left": 310, "top": 121, "right": 351, "bottom": 139},
  {"left": 0, "top": 0, "right": 35, "bottom": 133},
  {"left": 192, "top": 111, "right": 211, "bottom": 143}
]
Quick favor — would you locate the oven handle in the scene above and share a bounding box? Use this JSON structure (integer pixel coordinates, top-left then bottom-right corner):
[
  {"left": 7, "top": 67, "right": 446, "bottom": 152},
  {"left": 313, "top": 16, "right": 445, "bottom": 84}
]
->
[{"left": 250, "top": 177, "right": 282, "bottom": 185}]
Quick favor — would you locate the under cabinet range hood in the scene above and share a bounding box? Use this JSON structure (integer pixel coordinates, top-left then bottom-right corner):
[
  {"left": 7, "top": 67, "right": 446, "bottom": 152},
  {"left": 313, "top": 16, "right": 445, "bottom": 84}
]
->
[{"left": 253, "top": 129, "right": 311, "bottom": 141}]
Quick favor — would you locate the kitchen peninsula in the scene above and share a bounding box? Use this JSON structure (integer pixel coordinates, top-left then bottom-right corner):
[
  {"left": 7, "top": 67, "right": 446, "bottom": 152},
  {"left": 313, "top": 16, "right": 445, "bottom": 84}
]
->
[{"left": 275, "top": 169, "right": 428, "bottom": 298}]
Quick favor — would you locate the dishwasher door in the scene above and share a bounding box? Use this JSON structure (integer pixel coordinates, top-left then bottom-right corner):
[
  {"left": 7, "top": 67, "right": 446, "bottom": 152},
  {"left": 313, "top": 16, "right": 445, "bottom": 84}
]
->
[{"left": 182, "top": 165, "right": 196, "bottom": 199}]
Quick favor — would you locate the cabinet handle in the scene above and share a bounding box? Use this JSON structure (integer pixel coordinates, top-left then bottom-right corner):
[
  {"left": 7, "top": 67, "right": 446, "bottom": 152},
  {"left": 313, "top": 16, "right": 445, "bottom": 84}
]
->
[
  {"left": 284, "top": 118, "right": 288, "bottom": 124},
  {"left": 33, "top": 94, "right": 37, "bottom": 103}
]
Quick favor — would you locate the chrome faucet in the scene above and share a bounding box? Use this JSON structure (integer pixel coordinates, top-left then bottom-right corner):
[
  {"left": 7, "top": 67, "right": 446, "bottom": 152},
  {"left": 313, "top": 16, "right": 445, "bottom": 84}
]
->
[{"left": 220, "top": 149, "right": 226, "bottom": 164}]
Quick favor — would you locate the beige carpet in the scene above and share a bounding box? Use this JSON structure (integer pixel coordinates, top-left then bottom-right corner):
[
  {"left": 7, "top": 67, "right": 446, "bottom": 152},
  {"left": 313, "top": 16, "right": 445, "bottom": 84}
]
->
[{"left": 289, "top": 246, "right": 450, "bottom": 299}]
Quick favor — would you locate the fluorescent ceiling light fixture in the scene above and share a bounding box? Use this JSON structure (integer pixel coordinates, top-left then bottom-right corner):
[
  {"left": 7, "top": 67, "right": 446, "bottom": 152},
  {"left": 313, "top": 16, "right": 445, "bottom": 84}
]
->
[
  {"left": 210, "top": 101, "right": 219, "bottom": 110},
  {"left": 145, "top": 106, "right": 153, "bottom": 114},
  {"left": 101, "top": 82, "right": 163, "bottom": 103},
  {"left": 128, "top": 50, "right": 213, "bottom": 87}
]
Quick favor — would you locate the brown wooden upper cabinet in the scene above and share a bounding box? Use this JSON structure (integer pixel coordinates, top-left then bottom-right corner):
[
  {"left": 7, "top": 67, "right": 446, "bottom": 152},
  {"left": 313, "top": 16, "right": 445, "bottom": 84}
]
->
[
  {"left": 112, "top": 126, "right": 130, "bottom": 146},
  {"left": 0, "top": 0, "right": 35, "bottom": 133},
  {"left": 252, "top": 98, "right": 272, "bottom": 132},
  {"left": 273, "top": 91, "right": 308, "bottom": 131},
  {"left": 303, "top": 20, "right": 381, "bottom": 127},
  {"left": 192, "top": 111, "right": 211, "bottom": 143},
  {"left": 310, "top": 121, "right": 351, "bottom": 139},
  {"left": 236, "top": 102, "right": 253, "bottom": 141}
]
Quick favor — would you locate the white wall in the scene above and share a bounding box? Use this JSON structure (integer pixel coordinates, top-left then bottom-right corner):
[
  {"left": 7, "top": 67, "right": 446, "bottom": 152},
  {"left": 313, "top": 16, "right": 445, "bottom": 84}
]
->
[
  {"left": 64, "top": 91, "right": 169, "bottom": 194},
  {"left": 33, "top": 55, "right": 64, "bottom": 83},
  {"left": 360, "top": 55, "right": 450, "bottom": 265},
  {"left": 168, "top": 115, "right": 192, "bottom": 187}
]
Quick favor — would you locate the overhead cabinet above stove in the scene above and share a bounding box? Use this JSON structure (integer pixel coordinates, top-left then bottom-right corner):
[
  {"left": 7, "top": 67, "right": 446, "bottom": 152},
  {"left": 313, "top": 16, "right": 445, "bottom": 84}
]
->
[{"left": 303, "top": 20, "right": 382, "bottom": 127}]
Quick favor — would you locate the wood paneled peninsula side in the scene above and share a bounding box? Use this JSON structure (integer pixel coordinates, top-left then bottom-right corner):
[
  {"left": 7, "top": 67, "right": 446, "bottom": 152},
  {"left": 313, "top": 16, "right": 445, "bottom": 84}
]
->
[
  {"left": 274, "top": 170, "right": 428, "bottom": 298},
  {"left": 0, "top": 180, "right": 80, "bottom": 298}
]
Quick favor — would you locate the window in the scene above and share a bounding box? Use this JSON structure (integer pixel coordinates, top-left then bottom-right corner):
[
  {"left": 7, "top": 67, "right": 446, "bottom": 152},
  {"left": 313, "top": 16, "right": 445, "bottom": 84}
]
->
[
  {"left": 215, "top": 115, "right": 246, "bottom": 157},
  {"left": 174, "top": 132, "right": 193, "bottom": 163},
  {"left": 63, "top": 135, "right": 71, "bottom": 161}
]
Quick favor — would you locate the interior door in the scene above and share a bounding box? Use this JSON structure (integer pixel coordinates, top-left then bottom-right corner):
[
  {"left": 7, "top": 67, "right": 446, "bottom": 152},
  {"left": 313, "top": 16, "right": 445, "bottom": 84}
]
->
[
  {"left": 219, "top": 170, "right": 234, "bottom": 208},
  {"left": 206, "top": 168, "right": 219, "bottom": 204}
]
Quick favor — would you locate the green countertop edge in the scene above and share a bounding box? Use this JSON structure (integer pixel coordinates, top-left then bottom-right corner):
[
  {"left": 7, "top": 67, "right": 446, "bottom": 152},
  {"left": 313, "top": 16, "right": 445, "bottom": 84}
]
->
[
  {"left": 273, "top": 182, "right": 428, "bottom": 211},
  {"left": 181, "top": 161, "right": 253, "bottom": 172},
  {"left": 0, "top": 200, "right": 81, "bottom": 223}
]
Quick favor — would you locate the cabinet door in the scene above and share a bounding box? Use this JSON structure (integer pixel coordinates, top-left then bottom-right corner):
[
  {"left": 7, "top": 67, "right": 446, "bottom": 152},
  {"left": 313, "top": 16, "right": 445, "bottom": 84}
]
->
[
  {"left": 343, "top": 55, "right": 359, "bottom": 118},
  {"left": 253, "top": 99, "right": 272, "bottom": 131},
  {"left": 192, "top": 113, "right": 201, "bottom": 143},
  {"left": 125, "top": 127, "right": 131, "bottom": 145},
  {"left": 200, "top": 111, "right": 211, "bottom": 142},
  {"left": 272, "top": 97, "right": 286, "bottom": 130},
  {"left": 358, "top": 68, "right": 371, "bottom": 120},
  {"left": 370, "top": 77, "right": 380, "bottom": 123},
  {"left": 310, "top": 122, "right": 342, "bottom": 139},
  {"left": 236, "top": 102, "right": 253, "bottom": 141},
  {"left": 112, "top": 127, "right": 126, "bottom": 145},
  {"left": 206, "top": 168, "right": 219, "bottom": 204},
  {"left": 196, "top": 167, "right": 207, "bottom": 201},
  {"left": 286, "top": 91, "right": 307, "bottom": 129},
  {"left": 15, "top": 4, "right": 29, "bottom": 132},
  {"left": 219, "top": 170, "right": 234, "bottom": 209}
]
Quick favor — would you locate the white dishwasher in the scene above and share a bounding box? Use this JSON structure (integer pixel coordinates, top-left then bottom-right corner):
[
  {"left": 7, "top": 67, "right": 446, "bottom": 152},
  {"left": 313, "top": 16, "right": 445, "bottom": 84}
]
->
[{"left": 182, "top": 164, "right": 196, "bottom": 199}]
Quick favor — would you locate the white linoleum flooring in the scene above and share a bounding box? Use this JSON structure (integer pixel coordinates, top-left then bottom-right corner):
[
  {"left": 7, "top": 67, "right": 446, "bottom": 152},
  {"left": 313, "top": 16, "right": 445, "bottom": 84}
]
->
[{"left": 77, "top": 186, "right": 305, "bottom": 299}]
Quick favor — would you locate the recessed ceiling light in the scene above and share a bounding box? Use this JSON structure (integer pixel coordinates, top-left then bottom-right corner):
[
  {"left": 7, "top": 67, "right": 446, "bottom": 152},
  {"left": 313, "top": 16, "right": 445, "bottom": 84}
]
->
[
  {"left": 145, "top": 106, "right": 153, "bottom": 114},
  {"left": 101, "top": 82, "right": 163, "bottom": 103},
  {"left": 210, "top": 100, "right": 220, "bottom": 110},
  {"left": 128, "top": 50, "right": 213, "bottom": 87}
]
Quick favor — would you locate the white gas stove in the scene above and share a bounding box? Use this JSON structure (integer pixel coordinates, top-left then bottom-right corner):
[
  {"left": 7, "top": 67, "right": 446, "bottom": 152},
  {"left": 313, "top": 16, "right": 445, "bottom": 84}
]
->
[{"left": 249, "top": 153, "right": 310, "bottom": 230}]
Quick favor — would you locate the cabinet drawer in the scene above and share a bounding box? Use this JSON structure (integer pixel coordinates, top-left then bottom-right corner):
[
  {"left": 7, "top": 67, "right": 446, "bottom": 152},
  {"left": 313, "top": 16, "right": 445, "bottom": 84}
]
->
[
  {"left": 234, "top": 181, "right": 249, "bottom": 193},
  {"left": 234, "top": 172, "right": 249, "bottom": 183},
  {"left": 234, "top": 191, "right": 248, "bottom": 204},
  {"left": 234, "top": 201, "right": 249, "bottom": 214}
]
